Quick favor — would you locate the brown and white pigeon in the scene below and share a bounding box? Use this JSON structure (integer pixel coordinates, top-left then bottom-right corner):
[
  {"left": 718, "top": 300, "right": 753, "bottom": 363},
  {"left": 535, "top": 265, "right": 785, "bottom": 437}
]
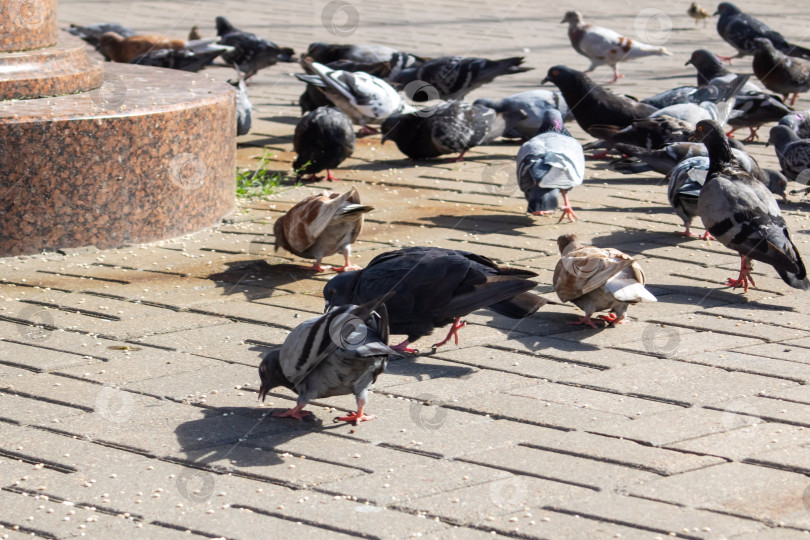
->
[
  {"left": 258, "top": 296, "right": 400, "bottom": 424},
  {"left": 688, "top": 2, "right": 711, "bottom": 27},
  {"left": 562, "top": 11, "right": 671, "bottom": 83},
  {"left": 273, "top": 187, "right": 372, "bottom": 272},
  {"left": 692, "top": 120, "right": 810, "bottom": 291},
  {"left": 553, "top": 234, "right": 656, "bottom": 328}
]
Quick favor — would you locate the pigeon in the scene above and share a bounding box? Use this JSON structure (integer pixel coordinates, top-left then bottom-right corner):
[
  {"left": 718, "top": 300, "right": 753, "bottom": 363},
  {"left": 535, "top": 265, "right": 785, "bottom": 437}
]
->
[
  {"left": 692, "top": 120, "right": 810, "bottom": 291},
  {"left": 779, "top": 111, "right": 810, "bottom": 138},
  {"left": 188, "top": 25, "right": 202, "bottom": 41},
  {"left": 588, "top": 115, "right": 695, "bottom": 150},
  {"left": 298, "top": 58, "right": 393, "bottom": 114},
  {"left": 306, "top": 43, "right": 426, "bottom": 80},
  {"left": 258, "top": 296, "right": 400, "bottom": 423},
  {"left": 381, "top": 100, "right": 525, "bottom": 161},
  {"left": 97, "top": 32, "right": 186, "bottom": 63},
  {"left": 322, "top": 246, "right": 554, "bottom": 353},
  {"left": 393, "top": 56, "right": 532, "bottom": 100},
  {"left": 516, "top": 109, "right": 585, "bottom": 222},
  {"left": 474, "top": 90, "right": 571, "bottom": 140},
  {"left": 541, "top": 66, "right": 658, "bottom": 139},
  {"left": 667, "top": 156, "right": 716, "bottom": 239},
  {"left": 273, "top": 187, "right": 372, "bottom": 272},
  {"left": 130, "top": 46, "right": 230, "bottom": 72},
  {"left": 641, "top": 73, "right": 749, "bottom": 109},
  {"left": 752, "top": 38, "right": 810, "bottom": 106},
  {"left": 293, "top": 107, "right": 355, "bottom": 181},
  {"left": 767, "top": 125, "right": 810, "bottom": 182},
  {"left": 688, "top": 2, "right": 711, "bottom": 27},
  {"left": 296, "top": 59, "right": 413, "bottom": 136},
  {"left": 562, "top": 11, "right": 671, "bottom": 83},
  {"left": 553, "top": 234, "right": 656, "bottom": 328},
  {"left": 215, "top": 16, "right": 295, "bottom": 79},
  {"left": 685, "top": 49, "right": 791, "bottom": 140},
  {"left": 68, "top": 23, "right": 135, "bottom": 51},
  {"left": 714, "top": 2, "right": 810, "bottom": 61},
  {"left": 229, "top": 72, "right": 252, "bottom": 136}
]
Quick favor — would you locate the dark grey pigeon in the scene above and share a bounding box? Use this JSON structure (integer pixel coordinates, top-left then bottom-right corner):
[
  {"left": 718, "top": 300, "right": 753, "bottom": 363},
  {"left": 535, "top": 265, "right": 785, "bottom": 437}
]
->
[
  {"left": 779, "top": 111, "right": 810, "bottom": 138},
  {"left": 322, "top": 247, "right": 555, "bottom": 354},
  {"left": 588, "top": 115, "right": 694, "bottom": 150},
  {"left": 394, "top": 56, "right": 532, "bottom": 101},
  {"left": 130, "top": 46, "right": 229, "bottom": 72},
  {"left": 768, "top": 125, "right": 810, "bottom": 185},
  {"left": 715, "top": 2, "right": 810, "bottom": 60},
  {"left": 474, "top": 90, "right": 571, "bottom": 140},
  {"left": 641, "top": 74, "right": 749, "bottom": 109},
  {"left": 692, "top": 120, "right": 809, "bottom": 291},
  {"left": 667, "top": 156, "right": 714, "bottom": 239},
  {"left": 380, "top": 100, "right": 525, "bottom": 161},
  {"left": 229, "top": 73, "right": 252, "bottom": 136},
  {"left": 293, "top": 107, "right": 355, "bottom": 181},
  {"left": 305, "top": 43, "right": 426, "bottom": 81},
  {"left": 215, "top": 16, "right": 294, "bottom": 79},
  {"left": 258, "top": 297, "right": 400, "bottom": 424}
]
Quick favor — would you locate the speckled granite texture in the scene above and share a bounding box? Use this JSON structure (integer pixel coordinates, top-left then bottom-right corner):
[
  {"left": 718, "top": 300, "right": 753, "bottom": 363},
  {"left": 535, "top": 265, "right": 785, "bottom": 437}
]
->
[
  {"left": 0, "top": 63, "right": 236, "bottom": 256},
  {"left": 0, "top": 33, "right": 103, "bottom": 99},
  {"left": 0, "top": 0, "right": 57, "bottom": 52}
]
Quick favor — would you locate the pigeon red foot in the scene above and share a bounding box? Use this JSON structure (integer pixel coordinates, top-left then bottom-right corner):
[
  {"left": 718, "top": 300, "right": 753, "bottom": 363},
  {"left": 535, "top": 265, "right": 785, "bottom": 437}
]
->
[
  {"left": 598, "top": 312, "right": 626, "bottom": 325},
  {"left": 337, "top": 401, "right": 375, "bottom": 424},
  {"left": 433, "top": 318, "right": 467, "bottom": 348},
  {"left": 558, "top": 191, "right": 578, "bottom": 223},
  {"left": 727, "top": 255, "right": 756, "bottom": 292},
  {"left": 391, "top": 340, "right": 419, "bottom": 354},
  {"left": 358, "top": 125, "right": 379, "bottom": 137},
  {"left": 273, "top": 404, "right": 312, "bottom": 421}
]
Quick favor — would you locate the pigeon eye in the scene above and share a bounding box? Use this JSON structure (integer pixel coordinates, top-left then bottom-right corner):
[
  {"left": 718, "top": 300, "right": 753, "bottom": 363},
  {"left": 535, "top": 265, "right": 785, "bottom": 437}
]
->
[{"left": 552, "top": 70, "right": 559, "bottom": 76}]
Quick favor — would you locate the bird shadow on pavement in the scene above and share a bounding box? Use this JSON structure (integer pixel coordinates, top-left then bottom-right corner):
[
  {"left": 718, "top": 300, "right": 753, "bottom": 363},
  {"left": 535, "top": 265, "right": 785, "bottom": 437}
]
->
[
  {"left": 206, "top": 259, "right": 325, "bottom": 300},
  {"left": 653, "top": 283, "right": 791, "bottom": 311},
  {"left": 417, "top": 213, "right": 536, "bottom": 232}
]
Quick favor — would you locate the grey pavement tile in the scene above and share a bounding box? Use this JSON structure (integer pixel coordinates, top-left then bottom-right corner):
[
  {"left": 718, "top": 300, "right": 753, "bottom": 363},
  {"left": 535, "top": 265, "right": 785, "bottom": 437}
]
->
[
  {"left": 628, "top": 462, "right": 810, "bottom": 528},
  {"left": 668, "top": 422, "right": 810, "bottom": 462}
]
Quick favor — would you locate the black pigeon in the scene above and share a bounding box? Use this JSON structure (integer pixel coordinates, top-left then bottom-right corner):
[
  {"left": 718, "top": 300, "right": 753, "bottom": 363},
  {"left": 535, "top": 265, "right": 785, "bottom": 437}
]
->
[
  {"left": 394, "top": 56, "right": 532, "bottom": 101},
  {"left": 68, "top": 22, "right": 135, "bottom": 51},
  {"left": 541, "top": 65, "right": 657, "bottom": 137},
  {"left": 215, "top": 16, "right": 294, "bottom": 79},
  {"left": 258, "top": 296, "right": 400, "bottom": 423},
  {"left": 293, "top": 107, "right": 355, "bottom": 181},
  {"left": 641, "top": 74, "right": 749, "bottom": 109},
  {"left": 306, "top": 43, "right": 425, "bottom": 80},
  {"left": 322, "top": 247, "right": 554, "bottom": 353},
  {"left": 667, "top": 156, "right": 715, "bottom": 239},
  {"left": 130, "top": 47, "right": 227, "bottom": 72},
  {"left": 752, "top": 38, "right": 810, "bottom": 106},
  {"left": 715, "top": 2, "right": 810, "bottom": 61},
  {"left": 381, "top": 100, "right": 525, "bottom": 161},
  {"left": 692, "top": 120, "right": 809, "bottom": 291}
]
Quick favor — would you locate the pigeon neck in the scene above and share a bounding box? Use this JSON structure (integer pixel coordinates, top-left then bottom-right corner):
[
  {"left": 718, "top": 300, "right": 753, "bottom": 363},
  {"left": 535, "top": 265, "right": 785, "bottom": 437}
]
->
[{"left": 705, "top": 136, "right": 733, "bottom": 178}]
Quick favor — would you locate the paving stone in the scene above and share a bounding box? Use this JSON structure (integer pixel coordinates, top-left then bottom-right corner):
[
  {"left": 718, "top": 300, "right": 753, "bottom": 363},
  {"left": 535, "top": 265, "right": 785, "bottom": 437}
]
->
[
  {"left": 545, "top": 492, "right": 765, "bottom": 539},
  {"left": 707, "top": 396, "right": 810, "bottom": 428},
  {"left": 685, "top": 351, "right": 810, "bottom": 384},
  {"left": 627, "top": 462, "right": 810, "bottom": 528},
  {"left": 668, "top": 422, "right": 810, "bottom": 462},
  {"left": 479, "top": 508, "right": 662, "bottom": 539}
]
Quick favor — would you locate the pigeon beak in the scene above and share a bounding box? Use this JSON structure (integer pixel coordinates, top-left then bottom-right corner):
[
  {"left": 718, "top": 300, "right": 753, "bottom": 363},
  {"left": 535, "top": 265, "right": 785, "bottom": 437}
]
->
[
  {"left": 540, "top": 77, "right": 550, "bottom": 85},
  {"left": 380, "top": 133, "right": 389, "bottom": 143},
  {"left": 258, "top": 383, "right": 267, "bottom": 402},
  {"left": 684, "top": 59, "right": 693, "bottom": 66},
  {"left": 559, "top": 16, "right": 566, "bottom": 23},
  {"left": 712, "top": 9, "right": 719, "bottom": 15},
  {"left": 323, "top": 300, "right": 330, "bottom": 313}
]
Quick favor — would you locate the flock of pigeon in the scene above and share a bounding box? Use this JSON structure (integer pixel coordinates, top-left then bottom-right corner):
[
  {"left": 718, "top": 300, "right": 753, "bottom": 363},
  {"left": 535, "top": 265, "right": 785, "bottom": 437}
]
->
[{"left": 71, "top": 3, "right": 810, "bottom": 424}]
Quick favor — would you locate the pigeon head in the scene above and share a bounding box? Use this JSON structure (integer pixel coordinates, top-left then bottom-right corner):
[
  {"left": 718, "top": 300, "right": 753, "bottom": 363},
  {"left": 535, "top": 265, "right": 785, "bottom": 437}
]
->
[
  {"left": 767, "top": 125, "right": 801, "bottom": 150},
  {"left": 380, "top": 112, "right": 417, "bottom": 144},
  {"left": 537, "top": 109, "right": 566, "bottom": 134},
  {"left": 691, "top": 120, "right": 733, "bottom": 173},
  {"left": 215, "top": 16, "right": 236, "bottom": 36},
  {"left": 778, "top": 114, "right": 802, "bottom": 133},
  {"left": 714, "top": 2, "right": 740, "bottom": 16},
  {"left": 526, "top": 187, "right": 560, "bottom": 214},
  {"left": 306, "top": 42, "right": 330, "bottom": 61},
  {"left": 561, "top": 11, "right": 583, "bottom": 25},
  {"left": 752, "top": 37, "right": 775, "bottom": 51},
  {"left": 323, "top": 271, "right": 362, "bottom": 312},
  {"left": 258, "top": 349, "right": 285, "bottom": 401},
  {"left": 541, "top": 65, "right": 581, "bottom": 87},
  {"left": 556, "top": 233, "right": 580, "bottom": 255}
]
